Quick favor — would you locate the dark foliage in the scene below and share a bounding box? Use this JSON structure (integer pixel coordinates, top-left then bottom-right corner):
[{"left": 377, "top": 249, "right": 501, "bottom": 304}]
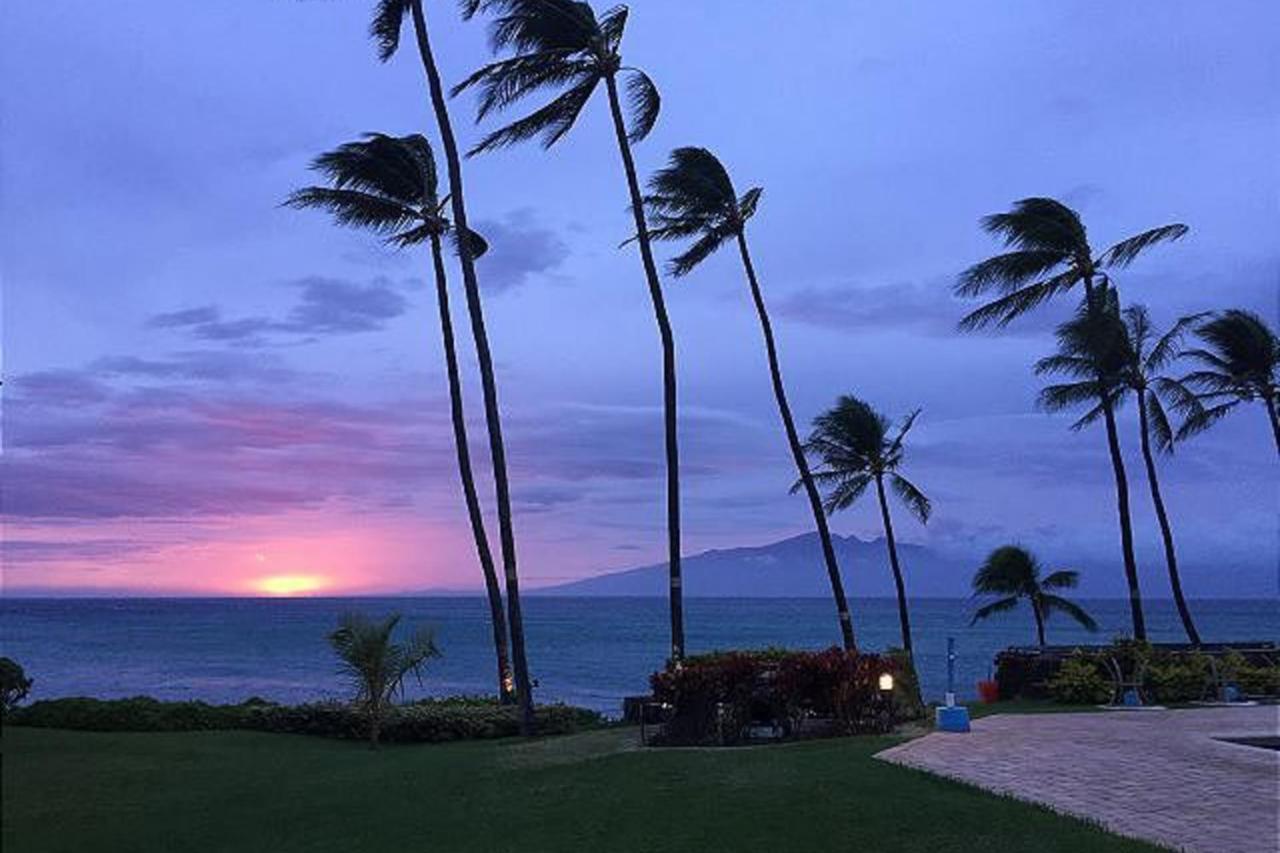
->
[
  {"left": 649, "top": 648, "right": 901, "bottom": 746},
  {"left": 6, "top": 695, "right": 602, "bottom": 742},
  {"left": 0, "top": 658, "right": 34, "bottom": 713}
]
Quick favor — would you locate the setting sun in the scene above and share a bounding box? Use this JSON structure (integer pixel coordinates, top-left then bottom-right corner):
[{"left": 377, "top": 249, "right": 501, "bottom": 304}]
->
[{"left": 253, "top": 575, "right": 327, "bottom": 596}]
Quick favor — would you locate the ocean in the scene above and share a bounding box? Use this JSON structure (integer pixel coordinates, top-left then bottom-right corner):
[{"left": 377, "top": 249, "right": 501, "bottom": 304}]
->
[{"left": 2, "top": 597, "right": 1275, "bottom": 715}]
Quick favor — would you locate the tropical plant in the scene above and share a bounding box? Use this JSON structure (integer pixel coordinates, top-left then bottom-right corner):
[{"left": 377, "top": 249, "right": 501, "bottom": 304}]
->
[
  {"left": 328, "top": 612, "right": 440, "bottom": 748},
  {"left": 956, "top": 197, "right": 1188, "bottom": 640},
  {"left": 455, "top": 0, "right": 685, "bottom": 660},
  {"left": 1177, "top": 309, "right": 1280, "bottom": 454},
  {"left": 970, "top": 545, "right": 1098, "bottom": 647},
  {"left": 367, "top": 0, "right": 535, "bottom": 732},
  {"left": 643, "top": 147, "right": 856, "bottom": 650},
  {"left": 0, "top": 657, "right": 33, "bottom": 713},
  {"left": 286, "top": 133, "right": 515, "bottom": 704},
  {"left": 800, "top": 396, "right": 931, "bottom": 656},
  {"left": 1035, "top": 299, "right": 1206, "bottom": 644}
]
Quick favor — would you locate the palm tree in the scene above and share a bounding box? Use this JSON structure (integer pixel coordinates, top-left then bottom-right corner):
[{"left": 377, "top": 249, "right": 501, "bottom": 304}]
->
[
  {"left": 454, "top": 0, "right": 685, "bottom": 660},
  {"left": 1178, "top": 309, "right": 1280, "bottom": 454},
  {"left": 642, "top": 148, "right": 857, "bottom": 650},
  {"left": 368, "top": 0, "right": 535, "bottom": 731},
  {"left": 286, "top": 133, "right": 515, "bottom": 703},
  {"left": 957, "top": 197, "right": 1189, "bottom": 641},
  {"left": 328, "top": 612, "right": 440, "bottom": 748},
  {"left": 970, "top": 546, "right": 1097, "bottom": 647},
  {"left": 1036, "top": 299, "right": 1206, "bottom": 645},
  {"left": 800, "top": 396, "right": 931, "bottom": 656}
]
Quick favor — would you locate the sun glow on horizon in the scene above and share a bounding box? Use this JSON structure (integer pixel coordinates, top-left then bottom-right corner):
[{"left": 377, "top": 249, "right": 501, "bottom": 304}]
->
[{"left": 252, "top": 574, "right": 328, "bottom": 596}]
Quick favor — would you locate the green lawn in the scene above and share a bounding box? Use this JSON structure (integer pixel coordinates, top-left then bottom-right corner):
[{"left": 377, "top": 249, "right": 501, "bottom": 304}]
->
[{"left": 3, "top": 726, "right": 1158, "bottom": 853}]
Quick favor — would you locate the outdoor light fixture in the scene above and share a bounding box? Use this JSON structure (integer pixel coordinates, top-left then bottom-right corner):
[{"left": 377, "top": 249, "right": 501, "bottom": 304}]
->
[{"left": 878, "top": 673, "right": 894, "bottom": 692}]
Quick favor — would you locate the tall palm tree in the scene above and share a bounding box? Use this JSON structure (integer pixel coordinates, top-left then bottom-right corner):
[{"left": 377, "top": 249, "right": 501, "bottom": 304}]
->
[
  {"left": 1036, "top": 299, "right": 1205, "bottom": 645},
  {"left": 368, "top": 0, "right": 535, "bottom": 731},
  {"left": 641, "top": 147, "right": 857, "bottom": 650},
  {"left": 956, "top": 197, "right": 1189, "bottom": 640},
  {"left": 1178, "top": 309, "right": 1280, "bottom": 454},
  {"left": 329, "top": 611, "right": 440, "bottom": 748},
  {"left": 970, "top": 546, "right": 1097, "bottom": 647},
  {"left": 800, "top": 396, "right": 931, "bottom": 656},
  {"left": 286, "top": 133, "right": 515, "bottom": 702},
  {"left": 454, "top": 0, "right": 685, "bottom": 660}
]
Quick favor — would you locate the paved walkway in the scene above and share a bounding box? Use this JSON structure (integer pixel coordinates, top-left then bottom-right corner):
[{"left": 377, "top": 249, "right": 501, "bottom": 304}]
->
[{"left": 876, "top": 706, "right": 1279, "bottom": 852}]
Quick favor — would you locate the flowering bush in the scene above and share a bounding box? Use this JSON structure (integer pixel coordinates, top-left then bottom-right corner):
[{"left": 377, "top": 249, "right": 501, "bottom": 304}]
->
[{"left": 650, "top": 648, "right": 899, "bottom": 746}]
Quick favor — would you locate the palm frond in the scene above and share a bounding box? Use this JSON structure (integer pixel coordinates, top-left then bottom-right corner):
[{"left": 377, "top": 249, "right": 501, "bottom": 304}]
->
[
  {"left": 468, "top": 74, "right": 599, "bottom": 153},
  {"left": 969, "top": 596, "right": 1021, "bottom": 626},
  {"left": 1144, "top": 389, "right": 1176, "bottom": 453},
  {"left": 971, "top": 545, "right": 1038, "bottom": 595},
  {"left": 667, "top": 224, "right": 735, "bottom": 277},
  {"left": 1041, "top": 569, "right": 1079, "bottom": 590},
  {"left": 1176, "top": 400, "right": 1238, "bottom": 441},
  {"left": 284, "top": 187, "right": 420, "bottom": 235},
  {"left": 622, "top": 69, "right": 660, "bottom": 143},
  {"left": 1096, "top": 224, "right": 1189, "bottom": 269},
  {"left": 979, "top": 198, "right": 1087, "bottom": 255},
  {"left": 371, "top": 0, "right": 411, "bottom": 62},
  {"left": 957, "top": 268, "right": 1080, "bottom": 331},
  {"left": 1038, "top": 380, "right": 1103, "bottom": 413},
  {"left": 955, "top": 250, "right": 1068, "bottom": 297},
  {"left": 738, "top": 187, "right": 763, "bottom": 222},
  {"left": 823, "top": 473, "right": 874, "bottom": 515},
  {"left": 1041, "top": 595, "right": 1099, "bottom": 632},
  {"left": 889, "top": 473, "right": 931, "bottom": 524}
]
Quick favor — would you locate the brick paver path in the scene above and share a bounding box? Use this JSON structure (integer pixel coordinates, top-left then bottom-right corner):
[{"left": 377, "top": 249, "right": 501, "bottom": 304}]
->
[{"left": 876, "top": 706, "right": 1279, "bottom": 852}]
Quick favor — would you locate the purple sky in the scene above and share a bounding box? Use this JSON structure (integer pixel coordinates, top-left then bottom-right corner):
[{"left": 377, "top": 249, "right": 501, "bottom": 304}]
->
[{"left": 2, "top": 1, "right": 1277, "bottom": 597}]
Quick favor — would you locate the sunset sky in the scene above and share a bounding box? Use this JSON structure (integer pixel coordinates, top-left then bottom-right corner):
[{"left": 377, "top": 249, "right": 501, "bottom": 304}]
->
[{"left": 2, "top": 1, "right": 1276, "bottom": 597}]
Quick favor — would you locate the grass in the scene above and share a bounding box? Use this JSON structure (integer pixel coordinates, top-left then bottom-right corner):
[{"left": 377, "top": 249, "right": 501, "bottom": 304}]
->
[{"left": 2, "top": 726, "right": 1160, "bottom": 853}]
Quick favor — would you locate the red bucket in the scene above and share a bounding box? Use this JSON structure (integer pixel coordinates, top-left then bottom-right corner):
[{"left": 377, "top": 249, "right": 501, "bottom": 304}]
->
[{"left": 977, "top": 680, "right": 1000, "bottom": 704}]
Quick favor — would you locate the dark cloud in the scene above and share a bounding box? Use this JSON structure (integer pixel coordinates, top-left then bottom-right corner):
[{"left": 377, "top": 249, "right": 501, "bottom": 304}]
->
[
  {"left": 92, "top": 351, "right": 296, "bottom": 383},
  {"left": 474, "top": 209, "right": 570, "bottom": 293},
  {"left": 145, "top": 277, "right": 410, "bottom": 345}
]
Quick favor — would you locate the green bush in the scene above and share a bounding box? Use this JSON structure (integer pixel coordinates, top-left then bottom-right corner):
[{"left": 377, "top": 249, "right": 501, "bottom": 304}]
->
[
  {"left": 0, "top": 658, "right": 33, "bottom": 714},
  {"left": 650, "top": 648, "right": 899, "bottom": 746},
  {"left": 7, "top": 695, "right": 603, "bottom": 742},
  {"left": 1147, "top": 653, "right": 1210, "bottom": 703},
  {"left": 1235, "top": 663, "right": 1280, "bottom": 697},
  {"left": 1047, "top": 655, "right": 1110, "bottom": 704}
]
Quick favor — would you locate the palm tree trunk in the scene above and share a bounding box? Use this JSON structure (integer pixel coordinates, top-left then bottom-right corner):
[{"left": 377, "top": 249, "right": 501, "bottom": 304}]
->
[
  {"left": 603, "top": 71, "right": 684, "bottom": 662},
  {"left": 872, "top": 475, "right": 911, "bottom": 655},
  {"left": 409, "top": 0, "right": 534, "bottom": 733},
  {"left": 1084, "top": 275, "right": 1147, "bottom": 641},
  {"left": 429, "top": 235, "right": 515, "bottom": 701},
  {"left": 1263, "top": 391, "right": 1280, "bottom": 455},
  {"left": 1135, "top": 390, "right": 1201, "bottom": 645},
  {"left": 1032, "top": 598, "right": 1046, "bottom": 647},
  {"left": 735, "top": 234, "right": 856, "bottom": 650}
]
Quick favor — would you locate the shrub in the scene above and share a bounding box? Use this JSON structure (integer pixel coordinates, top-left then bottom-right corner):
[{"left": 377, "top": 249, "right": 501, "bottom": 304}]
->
[
  {"left": 1047, "top": 655, "right": 1110, "bottom": 704},
  {"left": 0, "top": 658, "right": 33, "bottom": 713},
  {"left": 650, "top": 648, "right": 898, "bottom": 746},
  {"left": 1147, "top": 653, "right": 1211, "bottom": 703},
  {"left": 7, "top": 695, "right": 603, "bottom": 742}
]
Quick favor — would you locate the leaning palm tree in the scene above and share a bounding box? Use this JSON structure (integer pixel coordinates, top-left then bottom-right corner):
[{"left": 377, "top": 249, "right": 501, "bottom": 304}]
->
[
  {"left": 957, "top": 197, "right": 1188, "bottom": 641},
  {"left": 1036, "top": 299, "right": 1206, "bottom": 645},
  {"left": 329, "top": 612, "right": 440, "bottom": 748},
  {"left": 286, "top": 133, "right": 515, "bottom": 703},
  {"left": 800, "top": 396, "right": 930, "bottom": 656},
  {"left": 367, "top": 0, "right": 534, "bottom": 732},
  {"left": 1178, "top": 309, "right": 1280, "bottom": 454},
  {"left": 970, "top": 546, "right": 1097, "bottom": 647},
  {"left": 454, "top": 0, "right": 685, "bottom": 660},
  {"left": 642, "top": 147, "right": 857, "bottom": 650}
]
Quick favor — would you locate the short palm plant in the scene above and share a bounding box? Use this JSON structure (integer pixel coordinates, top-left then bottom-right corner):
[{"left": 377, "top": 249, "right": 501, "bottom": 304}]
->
[
  {"left": 644, "top": 147, "right": 856, "bottom": 650},
  {"left": 286, "top": 133, "right": 515, "bottom": 704},
  {"left": 800, "top": 396, "right": 931, "bottom": 656},
  {"left": 957, "top": 197, "right": 1188, "bottom": 641},
  {"left": 367, "top": 0, "right": 536, "bottom": 733},
  {"left": 1036, "top": 300, "right": 1206, "bottom": 645},
  {"left": 456, "top": 0, "right": 685, "bottom": 661},
  {"left": 1178, "top": 309, "right": 1280, "bottom": 454},
  {"left": 329, "top": 612, "right": 440, "bottom": 748},
  {"left": 970, "top": 546, "right": 1097, "bottom": 647}
]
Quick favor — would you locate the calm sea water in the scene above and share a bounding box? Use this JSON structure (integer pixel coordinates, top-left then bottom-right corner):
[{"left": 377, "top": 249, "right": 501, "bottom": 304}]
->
[{"left": 1, "top": 597, "right": 1275, "bottom": 715}]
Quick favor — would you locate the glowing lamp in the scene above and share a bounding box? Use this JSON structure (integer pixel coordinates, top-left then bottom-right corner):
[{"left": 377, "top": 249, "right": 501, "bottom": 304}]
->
[{"left": 878, "top": 673, "right": 894, "bottom": 692}]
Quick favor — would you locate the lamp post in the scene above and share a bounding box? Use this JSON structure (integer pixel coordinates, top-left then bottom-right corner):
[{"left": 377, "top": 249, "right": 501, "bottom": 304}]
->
[{"left": 935, "top": 636, "right": 971, "bottom": 733}]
